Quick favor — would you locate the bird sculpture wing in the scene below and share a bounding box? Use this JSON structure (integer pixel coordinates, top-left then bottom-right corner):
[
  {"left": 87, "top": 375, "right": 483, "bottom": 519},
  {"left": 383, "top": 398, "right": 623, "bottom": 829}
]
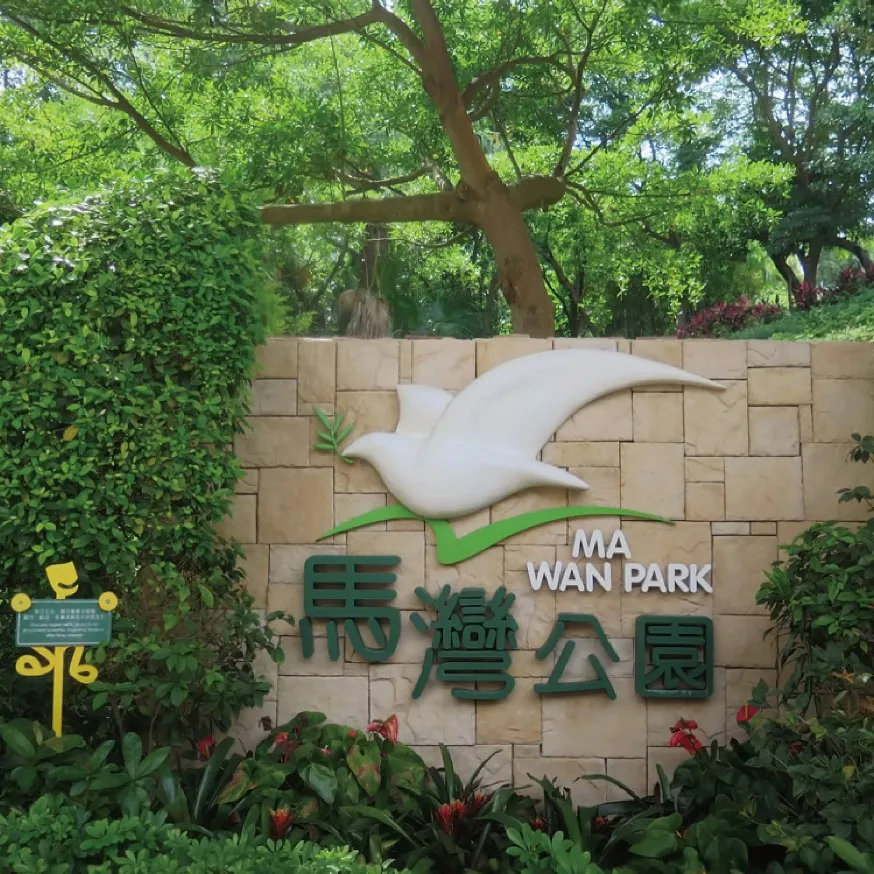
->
[
  {"left": 428, "top": 348, "right": 722, "bottom": 458},
  {"left": 395, "top": 384, "right": 454, "bottom": 438}
]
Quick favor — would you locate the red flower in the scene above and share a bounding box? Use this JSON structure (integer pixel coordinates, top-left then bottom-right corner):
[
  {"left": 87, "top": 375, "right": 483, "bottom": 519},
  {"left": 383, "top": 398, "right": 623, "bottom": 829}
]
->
[
  {"left": 593, "top": 816, "right": 609, "bottom": 831},
  {"left": 736, "top": 705, "right": 760, "bottom": 724},
  {"left": 530, "top": 816, "right": 548, "bottom": 832},
  {"left": 270, "top": 807, "right": 294, "bottom": 840},
  {"left": 321, "top": 745, "right": 331, "bottom": 756},
  {"left": 347, "top": 730, "right": 358, "bottom": 738},
  {"left": 196, "top": 735, "right": 216, "bottom": 761},
  {"left": 464, "top": 792, "right": 490, "bottom": 816},
  {"left": 366, "top": 714, "right": 399, "bottom": 742},
  {"left": 670, "top": 719, "right": 698, "bottom": 732},
  {"left": 669, "top": 730, "right": 703, "bottom": 755},
  {"left": 273, "top": 731, "right": 300, "bottom": 763},
  {"left": 434, "top": 800, "right": 467, "bottom": 838},
  {"left": 788, "top": 740, "right": 803, "bottom": 758}
]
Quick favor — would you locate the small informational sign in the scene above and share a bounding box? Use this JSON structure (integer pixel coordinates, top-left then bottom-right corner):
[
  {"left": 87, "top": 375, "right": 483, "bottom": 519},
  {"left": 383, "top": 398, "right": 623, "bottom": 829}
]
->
[{"left": 15, "top": 599, "right": 112, "bottom": 647}]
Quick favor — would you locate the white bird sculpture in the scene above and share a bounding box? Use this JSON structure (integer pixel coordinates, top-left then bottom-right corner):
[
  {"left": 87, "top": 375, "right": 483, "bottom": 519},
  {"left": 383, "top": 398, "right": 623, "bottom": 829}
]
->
[{"left": 343, "top": 348, "right": 721, "bottom": 519}]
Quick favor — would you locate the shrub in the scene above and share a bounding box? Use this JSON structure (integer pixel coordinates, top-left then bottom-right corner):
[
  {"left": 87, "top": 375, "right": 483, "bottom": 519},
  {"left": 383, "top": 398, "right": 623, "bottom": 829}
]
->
[
  {"left": 0, "top": 795, "right": 398, "bottom": 874},
  {"left": 0, "top": 170, "right": 287, "bottom": 744},
  {"left": 677, "top": 296, "right": 782, "bottom": 338}
]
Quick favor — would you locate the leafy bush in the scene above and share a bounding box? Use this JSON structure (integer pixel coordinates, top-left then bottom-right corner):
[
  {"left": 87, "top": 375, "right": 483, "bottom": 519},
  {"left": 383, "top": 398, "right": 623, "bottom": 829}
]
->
[
  {"left": 0, "top": 795, "right": 398, "bottom": 874},
  {"left": 677, "top": 296, "right": 782, "bottom": 337},
  {"left": 0, "top": 170, "right": 287, "bottom": 743}
]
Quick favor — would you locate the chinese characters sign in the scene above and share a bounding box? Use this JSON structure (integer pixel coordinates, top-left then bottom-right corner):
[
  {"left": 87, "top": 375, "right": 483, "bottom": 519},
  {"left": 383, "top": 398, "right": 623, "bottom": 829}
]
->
[
  {"left": 16, "top": 600, "right": 113, "bottom": 647},
  {"left": 300, "top": 554, "right": 714, "bottom": 702}
]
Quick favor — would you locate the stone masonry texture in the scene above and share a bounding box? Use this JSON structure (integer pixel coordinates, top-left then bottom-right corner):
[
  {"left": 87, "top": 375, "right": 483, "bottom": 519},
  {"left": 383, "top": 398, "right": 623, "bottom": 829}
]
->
[{"left": 229, "top": 337, "right": 874, "bottom": 794}]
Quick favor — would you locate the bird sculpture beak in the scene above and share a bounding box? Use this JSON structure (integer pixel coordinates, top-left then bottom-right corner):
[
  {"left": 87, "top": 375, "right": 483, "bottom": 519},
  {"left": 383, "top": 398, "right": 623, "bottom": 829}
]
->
[{"left": 342, "top": 438, "right": 363, "bottom": 459}]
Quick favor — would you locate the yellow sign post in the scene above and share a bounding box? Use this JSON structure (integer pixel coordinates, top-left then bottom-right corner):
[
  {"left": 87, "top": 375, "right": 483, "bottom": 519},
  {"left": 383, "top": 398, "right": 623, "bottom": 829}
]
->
[{"left": 11, "top": 562, "right": 117, "bottom": 737}]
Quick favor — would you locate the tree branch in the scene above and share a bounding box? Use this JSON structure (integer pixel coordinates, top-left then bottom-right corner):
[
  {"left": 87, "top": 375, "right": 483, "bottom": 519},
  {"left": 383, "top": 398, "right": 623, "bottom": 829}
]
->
[
  {"left": 261, "top": 175, "right": 565, "bottom": 225},
  {"left": 336, "top": 166, "right": 429, "bottom": 191},
  {"left": 462, "top": 54, "right": 567, "bottom": 107},
  {"left": 119, "top": 5, "right": 381, "bottom": 47}
]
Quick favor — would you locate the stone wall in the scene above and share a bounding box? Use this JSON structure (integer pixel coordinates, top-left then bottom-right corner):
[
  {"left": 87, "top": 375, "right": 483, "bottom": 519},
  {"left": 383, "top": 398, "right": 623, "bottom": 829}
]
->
[{"left": 220, "top": 337, "right": 874, "bottom": 801}]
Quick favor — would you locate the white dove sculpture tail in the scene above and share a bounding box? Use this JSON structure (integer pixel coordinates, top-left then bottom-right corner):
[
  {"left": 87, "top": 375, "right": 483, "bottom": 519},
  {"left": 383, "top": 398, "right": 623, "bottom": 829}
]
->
[{"left": 343, "top": 348, "right": 722, "bottom": 519}]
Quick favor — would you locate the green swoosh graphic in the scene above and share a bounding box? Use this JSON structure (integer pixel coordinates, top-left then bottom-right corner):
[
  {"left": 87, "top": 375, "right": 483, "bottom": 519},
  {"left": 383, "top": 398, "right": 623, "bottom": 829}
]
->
[{"left": 318, "top": 505, "right": 672, "bottom": 565}]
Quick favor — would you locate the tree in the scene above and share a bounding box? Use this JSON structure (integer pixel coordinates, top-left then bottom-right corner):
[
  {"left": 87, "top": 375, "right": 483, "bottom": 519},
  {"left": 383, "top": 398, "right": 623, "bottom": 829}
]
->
[
  {"left": 713, "top": 0, "right": 874, "bottom": 288},
  {"left": 0, "top": 0, "right": 690, "bottom": 336}
]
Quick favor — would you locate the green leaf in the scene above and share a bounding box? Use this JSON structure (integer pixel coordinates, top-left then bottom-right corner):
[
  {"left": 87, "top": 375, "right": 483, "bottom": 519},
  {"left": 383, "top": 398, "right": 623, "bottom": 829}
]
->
[
  {"left": 343, "top": 805, "right": 417, "bottom": 845},
  {"left": 336, "top": 423, "right": 354, "bottom": 443},
  {"left": 137, "top": 747, "right": 171, "bottom": 777},
  {"left": 122, "top": 733, "right": 143, "bottom": 776},
  {"left": 630, "top": 830, "right": 681, "bottom": 858},
  {"left": 314, "top": 408, "right": 333, "bottom": 430},
  {"left": 347, "top": 739, "right": 381, "bottom": 796},
  {"left": 0, "top": 725, "right": 36, "bottom": 760},
  {"left": 302, "top": 762, "right": 338, "bottom": 804},
  {"left": 826, "top": 837, "right": 874, "bottom": 873}
]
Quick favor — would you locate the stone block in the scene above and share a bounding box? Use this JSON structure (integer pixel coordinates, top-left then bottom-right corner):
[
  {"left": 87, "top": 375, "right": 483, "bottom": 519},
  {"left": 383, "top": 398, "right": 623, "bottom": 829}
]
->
[
  {"left": 512, "top": 650, "right": 552, "bottom": 677},
  {"left": 411, "top": 339, "right": 475, "bottom": 389},
  {"left": 751, "top": 522, "right": 776, "bottom": 534},
  {"left": 399, "top": 339, "right": 412, "bottom": 382},
  {"left": 346, "top": 531, "right": 425, "bottom": 609},
  {"left": 236, "top": 469, "right": 259, "bottom": 494},
  {"left": 799, "top": 405, "right": 813, "bottom": 442},
  {"left": 725, "top": 457, "right": 803, "bottom": 520},
  {"left": 542, "top": 442, "right": 620, "bottom": 467},
  {"left": 476, "top": 678, "right": 542, "bottom": 744},
  {"left": 335, "top": 493, "right": 387, "bottom": 530},
  {"left": 426, "top": 544, "right": 503, "bottom": 593},
  {"left": 414, "top": 745, "right": 512, "bottom": 787},
  {"left": 712, "top": 536, "right": 776, "bottom": 615},
  {"left": 813, "top": 379, "right": 874, "bottom": 442},
  {"left": 568, "top": 467, "right": 621, "bottom": 509},
  {"left": 345, "top": 612, "right": 427, "bottom": 664},
  {"left": 425, "top": 508, "right": 491, "bottom": 545},
  {"left": 297, "top": 340, "right": 335, "bottom": 408},
  {"left": 686, "top": 482, "right": 725, "bottom": 521},
  {"left": 748, "top": 367, "right": 811, "bottom": 405},
  {"left": 239, "top": 544, "right": 269, "bottom": 608},
  {"left": 556, "top": 391, "right": 633, "bottom": 442},
  {"left": 491, "top": 487, "right": 568, "bottom": 545},
  {"left": 277, "top": 676, "right": 368, "bottom": 730},
  {"left": 749, "top": 406, "right": 800, "bottom": 456},
  {"left": 370, "top": 663, "right": 475, "bottom": 744},
  {"left": 476, "top": 338, "right": 552, "bottom": 374},
  {"left": 715, "top": 615, "right": 775, "bottom": 667},
  {"left": 606, "top": 759, "right": 647, "bottom": 801},
  {"left": 559, "top": 636, "right": 634, "bottom": 679},
  {"left": 553, "top": 338, "right": 618, "bottom": 350},
  {"left": 335, "top": 391, "right": 399, "bottom": 439},
  {"left": 747, "top": 341, "right": 810, "bottom": 368},
  {"left": 554, "top": 568, "right": 623, "bottom": 638},
  {"left": 335, "top": 456, "right": 388, "bottom": 493},
  {"left": 632, "top": 393, "right": 684, "bottom": 442},
  {"left": 647, "top": 747, "right": 690, "bottom": 790},
  {"left": 216, "top": 494, "right": 257, "bottom": 544},
  {"left": 685, "top": 457, "right": 724, "bottom": 482},
  {"left": 646, "top": 668, "right": 726, "bottom": 747},
  {"left": 777, "top": 521, "right": 815, "bottom": 556},
  {"left": 502, "top": 571, "right": 557, "bottom": 649},
  {"left": 267, "top": 582, "right": 305, "bottom": 634},
  {"left": 803, "top": 443, "right": 874, "bottom": 521},
  {"left": 259, "top": 468, "right": 334, "bottom": 543},
  {"left": 712, "top": 522, "right": 749, "bottom": 535},
  {"left": 542, "top": 677, "right": 646, "bottom": 757},
  {"left": 280, "top": 636, "right": 344, "bottom": 675},
  {"left": 513, "top": 756, "right": 608, "bottom": 807},
  {"left": 252, "top": 379, "right": 297, "bottom": 416},
  {"left": 683, "top": 340, "right": 747, "bottom": 378},
  {"left": 235, "top": 417, "right": 310, "bottom": 468},
  {"left": 337, "top": 339, "right": 399, "bottom": 391},
  {"left": 811, "top": 341, "right": 874, "bottom": 378},
  {"left": 228, "top": 703, "right": 277, "bottom": 753},
  {"left": 505, "top": 545, "right": 556, "bottom": 572},
  {"left": 684, "top": 381, "right": 748, "bottom": 456},
  {"left": 255, "top": 338, "right": 299, "bottom": 378},
  {"left": 269, "top": 544, "right": 345, "bottom": 584},
  {"left": 631, "top": 339, "right": 683, "bottom": 367},
  {"left": 620, "top": 443, "right": 685, "bottom": 518}
]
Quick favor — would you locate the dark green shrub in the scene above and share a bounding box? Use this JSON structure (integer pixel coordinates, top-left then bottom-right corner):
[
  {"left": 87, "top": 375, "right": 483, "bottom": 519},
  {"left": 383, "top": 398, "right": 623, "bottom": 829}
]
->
[{"left": 0, "top": 170, "right": 287, "bottom": 743}]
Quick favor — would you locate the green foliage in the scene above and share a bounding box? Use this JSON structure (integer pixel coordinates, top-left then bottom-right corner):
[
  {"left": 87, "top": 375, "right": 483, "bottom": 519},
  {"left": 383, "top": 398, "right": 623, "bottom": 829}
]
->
[
  {"left": 0, "top": 795, "right": 398, "bottom": 874},
  {"left": 735, "top": 286, "right": 874, "bottom": 341},
  {"left": 0, "top": 170, "right": 287, "bottom": 742}
]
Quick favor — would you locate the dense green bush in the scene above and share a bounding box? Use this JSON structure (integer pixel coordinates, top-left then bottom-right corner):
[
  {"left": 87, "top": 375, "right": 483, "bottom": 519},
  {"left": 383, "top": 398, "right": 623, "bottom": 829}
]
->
[
  {"left": 0, "top": 170, "right": 287, "bottom": 743},
  {"left": 0, "top": 795, "right": 399, "bottom": 874}
]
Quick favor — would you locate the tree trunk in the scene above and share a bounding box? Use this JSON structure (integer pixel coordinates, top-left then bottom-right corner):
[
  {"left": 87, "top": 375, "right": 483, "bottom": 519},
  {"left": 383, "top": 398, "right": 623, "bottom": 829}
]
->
[
  {"left": 800, "top": 240, "right": 823, "bottom": 287},
  {"left": 827, "top": 236, "right": 874, "bottom": 272},
  {"left": 408, "top": 0, "right": 555, "bottom": 337},
  {"left": 771, "top": 252, "right": 801, "bottom": 298},
  {"left": 478, "top": 186, "right": 555, "bottom": 336}
]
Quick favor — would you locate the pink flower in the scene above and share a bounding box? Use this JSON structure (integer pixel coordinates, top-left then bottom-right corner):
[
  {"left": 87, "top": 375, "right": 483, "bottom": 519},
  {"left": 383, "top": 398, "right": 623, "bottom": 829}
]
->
[
  {"left": 366, "top": 714, "right": 399, "bottom": 742},
  {"left": 736, "top": 705, "right": 760, "bottom": 724},
  {"left": 669, "top": 730, "right": 703, "bottom": 755},
  {"left": 196, "top": 735, "right": 216, "bottom": 761}
]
